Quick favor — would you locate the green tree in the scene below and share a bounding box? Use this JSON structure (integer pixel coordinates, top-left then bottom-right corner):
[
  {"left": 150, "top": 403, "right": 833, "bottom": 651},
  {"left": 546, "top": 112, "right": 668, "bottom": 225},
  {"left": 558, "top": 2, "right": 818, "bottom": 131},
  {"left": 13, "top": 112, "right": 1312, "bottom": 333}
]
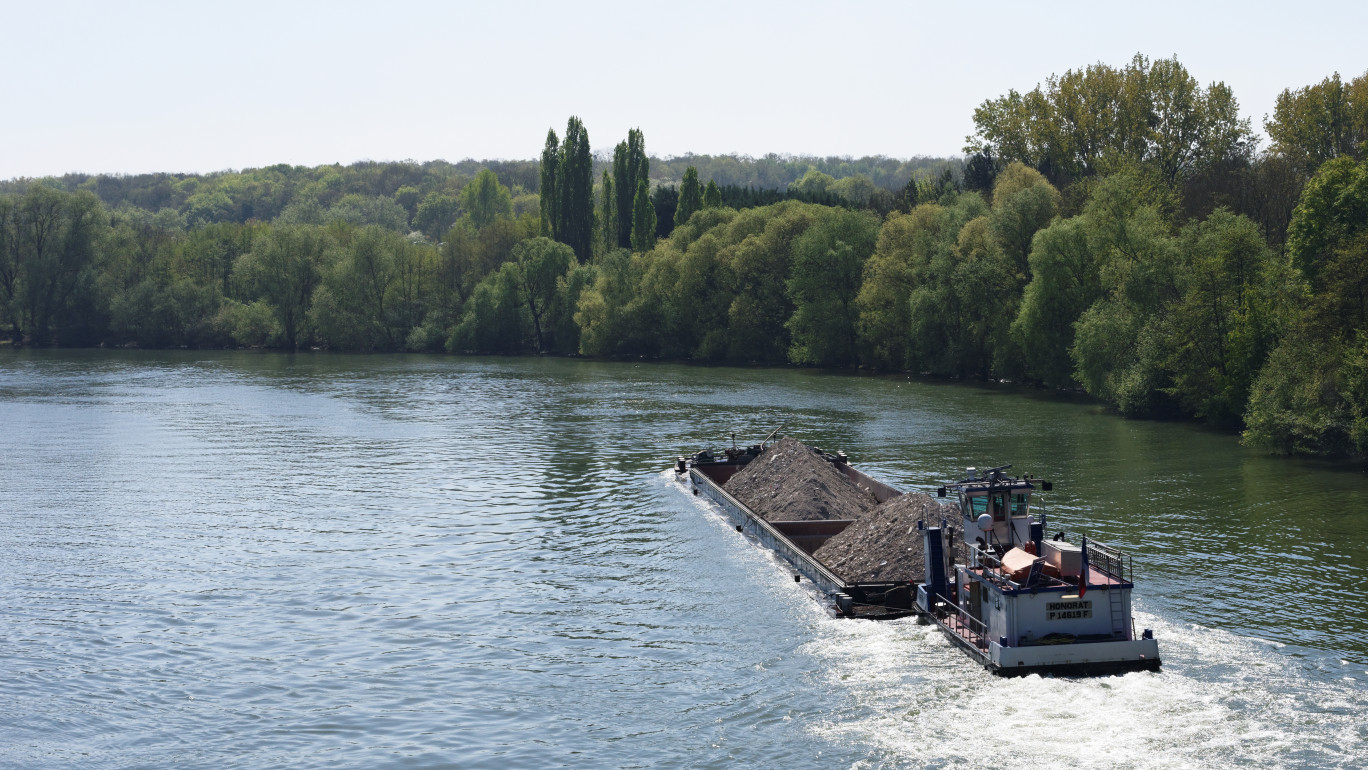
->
[
  {"left": 184, "top": 222, "right": 261, "bottom": 297},
  {"left": 232, "top": 225, "right": 329, "bottom": 349},
  {"left": 1244, "top": 155, "right": 1368, "bottom": 455},
  {"left": 660, "top": 209, "right": 738, "bottom": 359},
  {"left": 598, "top": 170, "right": 617, "bottom": 258},
  {"left": 789, "top": 169, "right": 835, "bottom": 198},
  {"left": 1285, "top": 156, "right": 1368, "bottom": 287},
  {"left": 855, "top": 195, "right": 985, "bottom": 369},
  {"left": 539, "top": 128, "right": 560, "bottom": 238},
  {"left": 1266, "top": 71, "right": 1368, "bottom": 173},
  {"left": 1146, "top": 57, "right": 1252, "bottom": 187},
  {"left": 460, "top": 169, "right": 513, "bottom": 230},
  {"left": 310, "top": 226, "right": 422, "bottom": 350},
  {"left": 1244, "top": 331, "right": 1351, "bottom": 455},
  {"left": 448, "top": 262, "right": 530, "bottom": 354},
  {"left": 277, "top": 198, "right": 326, "bottom": 227},
  {"left": 576, "top": 248, "right": 641, "bottom": 356},
  {"left": 650, "top": 185, "right": 677, "bottom": 240},
  {"left": 512, "top": 237, "right": 576, "bottom": 352},
  {"left": 0, "top": 186, "right": 105, "bottom": 345},
  {"left": 1068, "top": 175, "right": 1182, "bottom": 415},
  {"left": 966, "top": 54, "right": 1253, "bottom": 188},
  {"left": 547, "top": 261, "right": 596, "bottom": 355},
  {"left": 829, "top": 175, "right": 878, "bottom": 207},
  {"left": 393, "top": 185, "right": 421, "bottom": 223},
  {"left": 414, "top": 193, "right": 462, "bottom": 242},
  {"left": 104, "top": 218, "right": 223, "bottom": 349},
  {"left": 903, "top": 212, "right": 1016, "bottom": 377},
  {"left": 327, "top": 194, "right": 409, "bottom": 232},
  {"left": 1010, "top": 217, "right": 1098, "bottom": 386},
  {"left": 613, "top": 129, "right": 648, "bottom": 249},
  {"left": 988, "top": 162, "right": 1060, "bottom": 278},
  {"left": 184, "top": 189, "right": 235, "bottom": 227},
  {"left": 702, "top": 180, "right": 723, "bottom": 209},
  {"left": 631, "top": 179, "right": 657, "bottom": 252},
  {"left": 1162, "top": 209, "right": 1288, "bottom": 426},
  {"left": 676, "top": 167, "right": 702, "bottom": 227},
  {"left": 786, "top": 209, "right": 880, "bottom": 365},
  {"left": 557, "top": 116, "right": 595, "bottom": 261},
  {"left": 718, "top": 201, "right": 829, "bottom": 362}
]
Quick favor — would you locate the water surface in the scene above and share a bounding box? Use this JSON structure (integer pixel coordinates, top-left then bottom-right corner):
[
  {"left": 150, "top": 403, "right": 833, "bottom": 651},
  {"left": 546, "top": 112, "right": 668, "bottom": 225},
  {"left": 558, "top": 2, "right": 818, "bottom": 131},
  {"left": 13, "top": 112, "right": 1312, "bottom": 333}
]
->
[{"left": 2, "top": 351, "right": 1365, "bottom": 768}]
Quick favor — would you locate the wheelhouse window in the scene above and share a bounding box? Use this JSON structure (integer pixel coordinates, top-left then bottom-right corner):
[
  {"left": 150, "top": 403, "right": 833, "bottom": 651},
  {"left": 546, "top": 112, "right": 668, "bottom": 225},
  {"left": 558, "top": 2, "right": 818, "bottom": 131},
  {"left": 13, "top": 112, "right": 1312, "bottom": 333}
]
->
[
  {"left": 967, "top": 495, "right": 989, "bottom": 519},
  {"left": 966, "top": 491, "right": 1026, "bottom": 521}
]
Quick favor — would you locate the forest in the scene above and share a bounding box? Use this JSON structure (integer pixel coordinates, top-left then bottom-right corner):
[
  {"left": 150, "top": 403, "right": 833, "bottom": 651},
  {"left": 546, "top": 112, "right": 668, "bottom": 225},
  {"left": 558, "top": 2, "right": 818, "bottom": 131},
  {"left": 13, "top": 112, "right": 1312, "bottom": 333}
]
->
[{"left": 2, "top": 55, "right": 1366, "bottom": 458}]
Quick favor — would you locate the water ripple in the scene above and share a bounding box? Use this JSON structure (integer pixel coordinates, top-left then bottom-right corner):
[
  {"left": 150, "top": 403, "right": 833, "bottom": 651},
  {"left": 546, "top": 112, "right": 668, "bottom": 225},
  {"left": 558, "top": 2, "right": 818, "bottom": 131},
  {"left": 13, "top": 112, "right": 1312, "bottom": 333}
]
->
[{"left": 2, "top": 351, "right": 1366, "bottom": 768}]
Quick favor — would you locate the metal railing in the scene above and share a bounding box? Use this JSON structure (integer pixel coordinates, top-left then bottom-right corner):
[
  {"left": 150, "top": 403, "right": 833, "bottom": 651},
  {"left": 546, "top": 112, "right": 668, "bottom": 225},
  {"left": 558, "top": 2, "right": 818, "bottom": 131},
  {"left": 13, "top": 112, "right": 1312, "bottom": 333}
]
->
[
  {"left": 956, "top": 530, "right": 1134, "bottom": 586},
  {"left": 928, "top": 591, "right": 990, "bottom": 650},
  {"left": 957, "top": 605, "right": 990, "bottom": 649},
  {"left": 953, "top": 541, "right": 1043, "bottom": 590},
  {"left": 1086, "top": 539, "right": 1132, "bottom": 584}
]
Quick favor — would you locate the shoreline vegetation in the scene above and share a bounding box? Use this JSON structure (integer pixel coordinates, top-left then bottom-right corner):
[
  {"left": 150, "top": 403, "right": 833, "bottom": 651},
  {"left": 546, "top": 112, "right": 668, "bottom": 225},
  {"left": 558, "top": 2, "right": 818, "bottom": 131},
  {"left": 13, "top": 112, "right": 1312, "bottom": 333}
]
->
[{"left": 2, "top": 54, "right": 1366, "bottom": 459}]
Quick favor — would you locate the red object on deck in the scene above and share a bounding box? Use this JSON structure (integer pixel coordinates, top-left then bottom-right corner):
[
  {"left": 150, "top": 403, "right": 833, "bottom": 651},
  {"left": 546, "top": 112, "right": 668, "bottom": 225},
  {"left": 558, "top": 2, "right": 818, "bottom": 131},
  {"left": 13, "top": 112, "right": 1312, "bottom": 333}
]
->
[{"left": 1079, "top": 542, "right": 1089, "bottom": 597}]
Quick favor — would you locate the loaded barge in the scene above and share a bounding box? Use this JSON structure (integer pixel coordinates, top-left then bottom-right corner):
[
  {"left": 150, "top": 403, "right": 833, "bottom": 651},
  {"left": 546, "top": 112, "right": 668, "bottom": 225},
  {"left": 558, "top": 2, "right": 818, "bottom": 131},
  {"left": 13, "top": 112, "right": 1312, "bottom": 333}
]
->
[{"left": 676, "top": 436, "right": 1160, "bottom": 676}]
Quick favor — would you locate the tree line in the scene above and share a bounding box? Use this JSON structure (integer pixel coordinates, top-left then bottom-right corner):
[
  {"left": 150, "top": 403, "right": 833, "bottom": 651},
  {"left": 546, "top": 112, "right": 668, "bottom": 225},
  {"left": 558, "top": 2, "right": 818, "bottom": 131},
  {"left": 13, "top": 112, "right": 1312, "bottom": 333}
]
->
[
  {"left": 2, "top": 56, "right": 1366, "bottom": 458},
  {"left": 0, "top": 154, "right": 946, "bottom": 240}
]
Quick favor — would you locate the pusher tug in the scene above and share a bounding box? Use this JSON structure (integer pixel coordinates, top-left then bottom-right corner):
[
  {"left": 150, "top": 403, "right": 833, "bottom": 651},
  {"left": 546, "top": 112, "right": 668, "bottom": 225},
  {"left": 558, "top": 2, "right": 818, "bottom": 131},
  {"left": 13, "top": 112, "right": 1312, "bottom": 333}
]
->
[
  {"left": 677, "top": 436, "right": 1160, "bottom": 676},
  {"left": 919, "top": 465, "right": 1160, "bottom": 676}
]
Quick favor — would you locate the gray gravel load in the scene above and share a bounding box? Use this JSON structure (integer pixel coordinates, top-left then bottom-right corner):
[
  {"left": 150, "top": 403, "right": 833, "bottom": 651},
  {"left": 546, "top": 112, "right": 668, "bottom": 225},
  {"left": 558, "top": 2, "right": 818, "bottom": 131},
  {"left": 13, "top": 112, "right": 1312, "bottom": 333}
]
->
[
  {"left": 723, "top": 437, "right": 876, "bottom": 522},
  {"left": 814, "top": 490, "right": 948, "bottom": 582},
  {"left": 723, "top": 436, "right": 950, "bottom": 583}
]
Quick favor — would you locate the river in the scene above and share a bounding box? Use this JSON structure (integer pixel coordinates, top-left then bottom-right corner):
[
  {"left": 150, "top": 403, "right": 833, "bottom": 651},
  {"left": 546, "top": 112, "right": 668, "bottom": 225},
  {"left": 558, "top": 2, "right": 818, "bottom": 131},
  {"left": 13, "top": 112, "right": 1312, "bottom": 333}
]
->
[{"left": 1, "top": 351, "right": 1365, "bottom": 768}]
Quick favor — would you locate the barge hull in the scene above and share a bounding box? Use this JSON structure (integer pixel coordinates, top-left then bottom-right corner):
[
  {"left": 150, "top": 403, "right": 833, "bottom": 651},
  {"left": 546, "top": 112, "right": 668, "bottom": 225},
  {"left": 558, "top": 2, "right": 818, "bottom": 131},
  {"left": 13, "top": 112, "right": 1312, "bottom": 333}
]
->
[
  {"left": 988, "top": 637, "right": 1161, "bottom": 676},
  {"left": 687, "top": 466, "right": 916, "bottom": 619}
]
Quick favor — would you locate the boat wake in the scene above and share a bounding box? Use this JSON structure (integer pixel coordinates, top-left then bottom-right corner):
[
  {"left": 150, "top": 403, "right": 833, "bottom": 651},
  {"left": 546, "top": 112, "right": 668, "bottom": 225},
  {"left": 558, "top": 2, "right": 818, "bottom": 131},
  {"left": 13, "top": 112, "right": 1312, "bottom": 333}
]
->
[
  {"left": 665, "top": 467, "right": 1367, "bottom": 769},
  {"left": 804, "top": 609, "right": 1368, "bottom": 769}
]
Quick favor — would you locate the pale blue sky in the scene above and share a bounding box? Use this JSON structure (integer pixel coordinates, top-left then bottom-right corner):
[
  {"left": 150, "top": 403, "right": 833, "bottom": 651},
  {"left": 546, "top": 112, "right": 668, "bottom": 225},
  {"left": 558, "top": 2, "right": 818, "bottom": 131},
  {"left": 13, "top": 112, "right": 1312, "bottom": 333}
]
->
[{"left": 3, "top": 0, "right": 1365, "bottom": 179}]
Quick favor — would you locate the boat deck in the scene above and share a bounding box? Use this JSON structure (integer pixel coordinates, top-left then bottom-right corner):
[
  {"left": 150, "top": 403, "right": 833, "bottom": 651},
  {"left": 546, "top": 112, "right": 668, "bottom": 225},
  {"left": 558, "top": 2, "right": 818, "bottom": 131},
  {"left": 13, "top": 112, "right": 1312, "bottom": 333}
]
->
[{"left": 966, "top": 564, "right": 1130, "bottom": 592}]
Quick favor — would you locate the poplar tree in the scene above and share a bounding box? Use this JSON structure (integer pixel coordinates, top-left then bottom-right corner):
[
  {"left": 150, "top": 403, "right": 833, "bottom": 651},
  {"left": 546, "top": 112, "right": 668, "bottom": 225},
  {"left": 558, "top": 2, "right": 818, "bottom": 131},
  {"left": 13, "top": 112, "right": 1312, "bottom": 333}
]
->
[
  {"left": 702, "top": 180, "right": 723, "bottom": 209},
  {"left": 631, "top": 179, "right": 656, "bottom": 252},
  {"left": 613, "top": 128, "right": 648, "bottom": 248},
  {"left": 598, "top": 170, "right": 617, "bottom": 258},
  {"left": 557, "top": 116, "right": 595, "bottom": 262},
  {"left": 539, "top": 129, "right": 560, "bottom": 238},
  {"left": 676, "top": 167, "right": 702, "bottom": 227}
]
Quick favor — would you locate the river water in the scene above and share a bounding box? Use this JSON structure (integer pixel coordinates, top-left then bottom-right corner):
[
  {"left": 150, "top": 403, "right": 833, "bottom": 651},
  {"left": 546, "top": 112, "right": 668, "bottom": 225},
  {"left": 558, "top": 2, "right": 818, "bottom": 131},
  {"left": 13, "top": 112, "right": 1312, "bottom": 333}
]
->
[{"left": 1, "top": 351, "right": 1365, "bottom": 768}]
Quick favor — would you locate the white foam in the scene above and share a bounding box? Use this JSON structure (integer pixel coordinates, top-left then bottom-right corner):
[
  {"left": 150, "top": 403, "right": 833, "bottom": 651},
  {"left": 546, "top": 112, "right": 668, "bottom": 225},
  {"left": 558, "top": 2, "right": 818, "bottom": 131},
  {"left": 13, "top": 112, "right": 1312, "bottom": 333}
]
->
[{"left": 803, "top": 609, "right": 1368, "bottom": 769}]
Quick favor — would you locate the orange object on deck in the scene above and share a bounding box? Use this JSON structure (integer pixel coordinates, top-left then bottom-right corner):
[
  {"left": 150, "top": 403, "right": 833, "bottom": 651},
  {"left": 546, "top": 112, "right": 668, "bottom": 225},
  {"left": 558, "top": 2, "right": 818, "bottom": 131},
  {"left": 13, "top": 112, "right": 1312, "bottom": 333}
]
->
[{"left": 1000, "top": 547, "right": 1038, "bottom": 582}]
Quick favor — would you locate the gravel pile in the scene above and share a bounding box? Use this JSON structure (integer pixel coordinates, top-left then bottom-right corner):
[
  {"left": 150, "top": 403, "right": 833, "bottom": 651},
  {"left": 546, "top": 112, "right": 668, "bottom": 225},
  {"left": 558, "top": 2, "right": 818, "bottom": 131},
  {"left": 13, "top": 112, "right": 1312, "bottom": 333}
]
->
[
  {"left": 723, "top": 436, "right": 952, "bottom": 583},
  {"left": 814, "top": 491, "right": 949, "bottom": 582},
  {"left": 723, "top": 437, "right": 876, "bottom": 522}
]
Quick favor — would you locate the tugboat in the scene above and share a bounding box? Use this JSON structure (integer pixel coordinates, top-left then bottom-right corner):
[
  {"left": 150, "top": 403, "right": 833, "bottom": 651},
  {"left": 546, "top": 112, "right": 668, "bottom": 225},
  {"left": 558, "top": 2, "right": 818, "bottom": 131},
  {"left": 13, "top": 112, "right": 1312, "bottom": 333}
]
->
[
  {"left": 917, "top": 465, "right": 1161, "bottom": 675},
  {"left": 677, "top": 434, "right": 1161, "bottom": 676}
]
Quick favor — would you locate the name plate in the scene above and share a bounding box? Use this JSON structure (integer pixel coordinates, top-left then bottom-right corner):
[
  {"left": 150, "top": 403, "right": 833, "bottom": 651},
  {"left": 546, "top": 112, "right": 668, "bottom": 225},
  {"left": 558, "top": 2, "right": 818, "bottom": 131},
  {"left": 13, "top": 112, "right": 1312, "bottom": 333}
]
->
[{"left": 1046, "top": 599, "right": 1092, "bottom": 620}]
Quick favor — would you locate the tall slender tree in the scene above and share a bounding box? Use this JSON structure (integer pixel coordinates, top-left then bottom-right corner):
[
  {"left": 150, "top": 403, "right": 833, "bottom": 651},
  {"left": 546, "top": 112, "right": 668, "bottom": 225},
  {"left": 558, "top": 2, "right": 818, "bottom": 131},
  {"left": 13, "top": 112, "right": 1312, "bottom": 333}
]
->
[
  {"left": 702, "top": 180, "right": 723, "bottom": 209},
  {"left": 631, "top": 179, "right": 657, "bottom": 252},
  {"left": 598, "top": 170, "right": 617, "bottom": 258},
  {"left": 676, "top": 167, "right": 702, "bottom": 227},
  {"left": 613, "top": 128, "right": 648, "bottom": 248},
  {"left": 539, "top": 129, "right": 560, "bottom": 238},
  {"left": 557, "top": 116, "right": 594, "bottom": 262}
]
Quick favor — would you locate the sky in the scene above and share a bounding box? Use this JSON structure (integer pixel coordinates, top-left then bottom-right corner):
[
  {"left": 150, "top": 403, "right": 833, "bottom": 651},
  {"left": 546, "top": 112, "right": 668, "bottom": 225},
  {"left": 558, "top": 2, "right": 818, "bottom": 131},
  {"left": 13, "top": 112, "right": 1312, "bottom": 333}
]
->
[{"left": 3, "top": 0, "right": 1366, "bottom": 180}]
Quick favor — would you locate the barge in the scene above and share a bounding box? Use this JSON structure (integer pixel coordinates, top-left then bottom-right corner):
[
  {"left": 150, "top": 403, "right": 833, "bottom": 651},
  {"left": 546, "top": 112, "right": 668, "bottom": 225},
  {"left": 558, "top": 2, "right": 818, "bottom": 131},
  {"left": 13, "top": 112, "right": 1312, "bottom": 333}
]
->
[{"left": 676, "top": 436, "right": 1161, "bottom": 676}]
